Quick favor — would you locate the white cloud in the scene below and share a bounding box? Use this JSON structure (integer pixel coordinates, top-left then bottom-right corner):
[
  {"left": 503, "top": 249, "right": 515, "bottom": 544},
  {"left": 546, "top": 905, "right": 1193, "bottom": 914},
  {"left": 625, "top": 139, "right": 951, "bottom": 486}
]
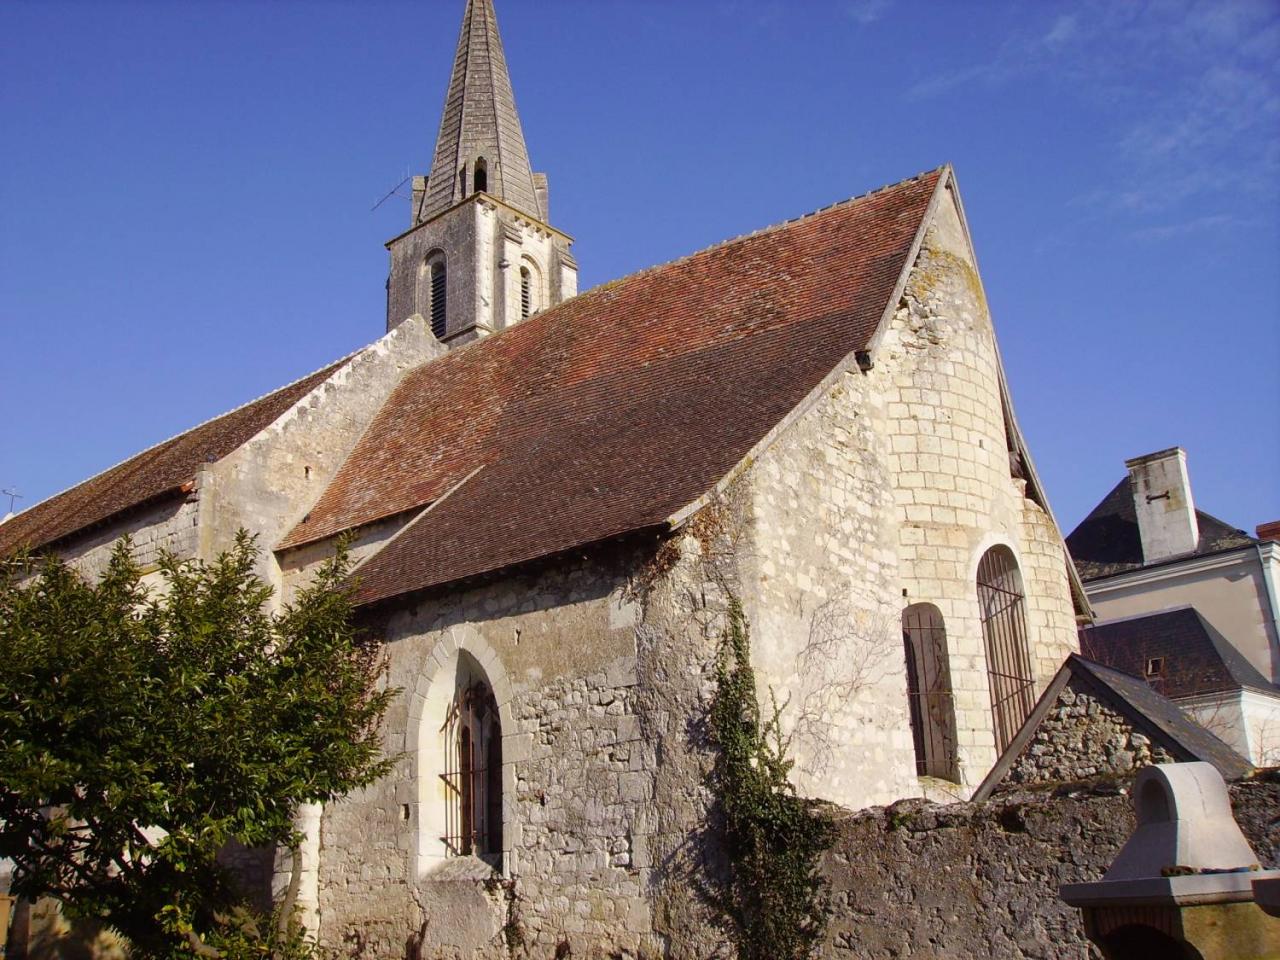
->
[{"left": 847, "top": 0, "right": 890, "bottom": 25}]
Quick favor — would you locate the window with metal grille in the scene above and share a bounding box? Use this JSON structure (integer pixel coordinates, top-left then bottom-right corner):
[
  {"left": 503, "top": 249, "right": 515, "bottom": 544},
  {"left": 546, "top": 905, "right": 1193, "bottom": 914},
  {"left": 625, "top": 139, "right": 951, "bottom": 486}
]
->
[
  {"left": 430, "top": 261, "right": 447, "bottom": 339},
  {"left": 520, "top": 267, "right": 532, "bottom": 321},
  {"left": 902, "top": 603, "right": 959, "bottom": 781},
  {"left": 474, "top": 157, "right": 488, "bottom": 194},
  {"left": 977, "top": 546, "right": 1036, "bottom": 753},
  {"left": 440, "top": 681, "right": 503, "bottom": 859}
]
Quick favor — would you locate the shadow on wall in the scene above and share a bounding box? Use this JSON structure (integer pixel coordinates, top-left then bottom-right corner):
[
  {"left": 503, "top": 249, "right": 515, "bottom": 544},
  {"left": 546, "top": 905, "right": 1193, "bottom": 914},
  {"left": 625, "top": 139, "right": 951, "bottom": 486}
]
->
[{"left": 7, "top": 898, "right": 126, "bottom": 960}]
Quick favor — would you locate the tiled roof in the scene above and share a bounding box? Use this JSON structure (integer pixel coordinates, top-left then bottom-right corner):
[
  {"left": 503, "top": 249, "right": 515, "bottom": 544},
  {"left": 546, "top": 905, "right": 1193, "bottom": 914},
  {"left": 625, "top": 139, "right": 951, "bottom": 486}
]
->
[
  {"left": 283, "top": 170, "right": 945, "bottom": 605},
  {"left": 1066, "top": 476, "right": 1257, "bottom": 580},
  {"left": 0, "top": 361, "right": 348, "bottom": 557},
  {"left": 1079, "top": 606, "right": 1275, "bottom": 699}
]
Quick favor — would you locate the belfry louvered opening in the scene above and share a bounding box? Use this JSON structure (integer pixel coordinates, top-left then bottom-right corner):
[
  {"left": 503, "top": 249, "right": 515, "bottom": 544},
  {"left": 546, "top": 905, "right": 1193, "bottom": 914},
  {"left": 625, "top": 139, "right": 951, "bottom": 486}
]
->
[
  {"left": 977, "top": 546, "right": 1036, "bottom": 753},
  {"left": 430, "top": 259, "right": 448, "bottom": 339}
]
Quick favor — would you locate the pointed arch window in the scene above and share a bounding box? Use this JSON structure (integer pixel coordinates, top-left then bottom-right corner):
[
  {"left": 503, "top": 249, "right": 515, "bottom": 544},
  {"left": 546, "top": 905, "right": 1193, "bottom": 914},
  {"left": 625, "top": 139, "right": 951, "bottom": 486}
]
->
[
  {"left": 977, "top": 546, "right": 1036, "bottom": 753},
  {"left": 902, "top": 603, "right": 958, "bottom": 781},
  {"left": 441, "top": 679, "right": 503, "bottom": 858},
  {"left": 474, "top": 157, "right": 488, "bottom": 194}
]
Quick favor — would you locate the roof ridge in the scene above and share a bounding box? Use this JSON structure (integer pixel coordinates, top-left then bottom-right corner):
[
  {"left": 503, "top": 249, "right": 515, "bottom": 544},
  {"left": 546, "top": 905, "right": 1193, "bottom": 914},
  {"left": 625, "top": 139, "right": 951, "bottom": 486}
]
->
[
  {"left": 577, "top": 166, "right": 949, "bottom": 300},
  {"left": 428, "top": 167, "right": 948, "bottom": 365},
  {"left": 11, "top": 351, "right": 357, "bottom": 519}
]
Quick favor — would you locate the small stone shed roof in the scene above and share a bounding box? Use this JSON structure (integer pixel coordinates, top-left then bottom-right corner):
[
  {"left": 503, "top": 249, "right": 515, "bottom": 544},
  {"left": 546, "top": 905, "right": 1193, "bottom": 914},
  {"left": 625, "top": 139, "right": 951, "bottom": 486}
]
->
[
  {"left": 974, "top": 654, "right": 1253, "bottom": 800},
  {"left": 0, "top": 360, "right": 348, "bottom": 557},
  {"left": 1079, "top": 606, "right": 1276, "bottom": 699},
  {"left": 1066, "top": 476, "right": 1257, "bottom": 581},
  {"left": 281, "top": 169, "right": 946, "bottom": 605}
]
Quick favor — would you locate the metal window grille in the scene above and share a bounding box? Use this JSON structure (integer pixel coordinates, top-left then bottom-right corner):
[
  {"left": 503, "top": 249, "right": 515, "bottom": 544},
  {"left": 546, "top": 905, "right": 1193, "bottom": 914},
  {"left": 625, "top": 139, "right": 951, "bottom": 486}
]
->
[
  {"left": 520, "top": 268, "right": 532, "bottom": 321},
  {"left": 902, "top": 603, "right": 959, "bottom": 781},
  {"left": 440, "top": 682, "right": 503, "bottom": 859},
  {"left": 977, "top": 547, "right": 1036, "bottom": 753},
  {"left": 431, "top": 263, "right": 447, "bottom": 340}
]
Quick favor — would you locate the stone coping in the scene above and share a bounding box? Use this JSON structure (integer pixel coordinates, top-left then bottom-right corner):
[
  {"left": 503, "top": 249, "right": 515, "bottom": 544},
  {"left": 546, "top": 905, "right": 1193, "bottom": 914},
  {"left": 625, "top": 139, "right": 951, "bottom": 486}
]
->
[{"left": 1061, "top": 869, "right": 1280, "bottom": 908}]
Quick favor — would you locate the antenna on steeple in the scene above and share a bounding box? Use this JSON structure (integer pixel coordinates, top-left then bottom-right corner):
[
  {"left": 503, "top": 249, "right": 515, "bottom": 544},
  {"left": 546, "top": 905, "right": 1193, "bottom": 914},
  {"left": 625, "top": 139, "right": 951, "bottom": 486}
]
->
[
  {"left": 2, "top": 488, "right": 22, "bottom": 515},
  {"left": 372, "top": 168, "right": 413, "bottom": 212}
]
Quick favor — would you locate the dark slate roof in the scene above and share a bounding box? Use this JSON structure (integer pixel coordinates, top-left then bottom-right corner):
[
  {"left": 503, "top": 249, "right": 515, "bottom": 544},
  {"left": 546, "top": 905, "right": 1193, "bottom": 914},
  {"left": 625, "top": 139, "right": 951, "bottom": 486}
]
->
[
  {"left": 1079, "top": 606, "right": 1276, "bottom": 698},
  {"left": 0, "top": 360, "right": 349, "bottom": 557},
  {"left": 974, "top": 653, "right": 1253, "bottom": 799},
  {"left": 1066, "top": 476, "right": 1257, "bottom": 580},
  {"left": 281, "top": 169, "right": 946, "bottom": 605}
]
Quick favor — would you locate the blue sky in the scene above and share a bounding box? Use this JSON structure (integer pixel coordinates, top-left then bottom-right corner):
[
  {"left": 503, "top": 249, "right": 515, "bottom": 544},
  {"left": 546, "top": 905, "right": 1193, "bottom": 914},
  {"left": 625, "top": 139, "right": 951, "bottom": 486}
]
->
[{"left": 1, "top": 0, "right": 1277, "bottom": 535}]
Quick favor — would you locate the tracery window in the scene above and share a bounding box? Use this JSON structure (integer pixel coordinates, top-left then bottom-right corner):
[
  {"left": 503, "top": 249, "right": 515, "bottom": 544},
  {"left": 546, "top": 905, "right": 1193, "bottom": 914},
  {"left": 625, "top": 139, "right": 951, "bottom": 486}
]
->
[
  {"left": 440, "top": 679, "right": 502, "bottom": 859},
  {"left": 977, "top": 546, "right": 1036, "bottom": 753},
  {"left": 902, "top": 603, "right": 958, "bottom": 781}
]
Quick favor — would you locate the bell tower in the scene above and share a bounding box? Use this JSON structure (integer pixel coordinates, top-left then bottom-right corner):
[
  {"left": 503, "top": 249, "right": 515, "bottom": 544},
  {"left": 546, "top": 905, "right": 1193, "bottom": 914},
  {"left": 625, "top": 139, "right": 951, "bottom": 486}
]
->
[{"left": 385, "top": 0, "right": 577, "bottom": 344}]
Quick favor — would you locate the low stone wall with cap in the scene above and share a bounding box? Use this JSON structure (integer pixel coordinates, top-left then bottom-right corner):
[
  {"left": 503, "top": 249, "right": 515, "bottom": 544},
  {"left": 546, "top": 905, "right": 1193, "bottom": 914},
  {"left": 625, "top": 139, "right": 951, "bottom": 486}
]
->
[{"left": 817, "top": 774, "right": 1280, "bottom": 960}]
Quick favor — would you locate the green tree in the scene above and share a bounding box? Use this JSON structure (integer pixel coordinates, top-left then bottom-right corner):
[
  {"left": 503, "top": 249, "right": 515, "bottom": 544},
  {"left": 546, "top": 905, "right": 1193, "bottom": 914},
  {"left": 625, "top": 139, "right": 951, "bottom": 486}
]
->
[{"left": 0, "top": 534, "right": 395, "bottom": 958}]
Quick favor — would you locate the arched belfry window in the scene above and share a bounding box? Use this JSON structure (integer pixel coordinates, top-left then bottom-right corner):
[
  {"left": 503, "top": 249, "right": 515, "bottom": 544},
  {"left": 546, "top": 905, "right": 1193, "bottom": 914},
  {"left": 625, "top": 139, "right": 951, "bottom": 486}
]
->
[
  {"left": 520, "top": 267, "right": 532, "bottom": 321},
  {"left": 977, "top": 546, "right": 1036, "bottom": 753},
  {"left": 420, "top": 252, "right": 447, "bottom": 340},
  {"left": 902, "top": 603, "right": 958, "bottom": 781},
  {"left": 442, "top": 678, "right": 502, "bottom": 858},
  {"left": 474, "top": 157, "right": 488, "bottom": 194}
]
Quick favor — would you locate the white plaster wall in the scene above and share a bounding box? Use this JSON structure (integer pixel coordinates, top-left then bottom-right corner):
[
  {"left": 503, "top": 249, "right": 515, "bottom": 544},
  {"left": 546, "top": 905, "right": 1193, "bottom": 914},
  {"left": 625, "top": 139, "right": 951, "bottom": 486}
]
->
[{"left": 1087, "top": 548, "right": 1280, "bottom": 683}]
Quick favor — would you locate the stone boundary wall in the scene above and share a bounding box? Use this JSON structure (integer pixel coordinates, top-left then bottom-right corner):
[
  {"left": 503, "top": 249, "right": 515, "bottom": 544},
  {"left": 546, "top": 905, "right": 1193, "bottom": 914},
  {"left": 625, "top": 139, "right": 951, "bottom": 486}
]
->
[{"left": 819, "top": 775, "right": 1280, "bottom": 959}]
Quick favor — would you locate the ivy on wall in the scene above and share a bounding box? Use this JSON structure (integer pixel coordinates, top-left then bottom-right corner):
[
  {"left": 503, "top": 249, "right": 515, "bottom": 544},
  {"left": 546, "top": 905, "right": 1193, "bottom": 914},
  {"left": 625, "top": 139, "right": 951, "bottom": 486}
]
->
[{"left": 709, "top": 598, "right": 836, "bottom": 960}]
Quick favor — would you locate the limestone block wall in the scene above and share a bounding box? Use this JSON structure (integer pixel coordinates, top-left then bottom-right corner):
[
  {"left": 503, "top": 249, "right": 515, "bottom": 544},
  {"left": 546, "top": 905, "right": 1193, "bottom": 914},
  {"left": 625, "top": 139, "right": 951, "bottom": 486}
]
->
[
  {"left": 310, "top": 546, "right": 667, "bottom": 960},
  {"left": 387, "top": 196, "right": 575, "bottom": 341},
  {"left": 1001, "top": 678, "right": 1177, "bottom": 788},
  {"left": 55, "top": 495, "right": 200, "bottom": 580},
  {"left": 739, "top": 187, "right": 1078, "bottom": 810},
  {"left": 207, "top": 316, "right": 440, "bottom": 600},
  {"left": 744, "top": 363, "right": 917, "bottom": 810},
  {"left": 874, "top": 187, "right": 1078, "bottom": 784}
]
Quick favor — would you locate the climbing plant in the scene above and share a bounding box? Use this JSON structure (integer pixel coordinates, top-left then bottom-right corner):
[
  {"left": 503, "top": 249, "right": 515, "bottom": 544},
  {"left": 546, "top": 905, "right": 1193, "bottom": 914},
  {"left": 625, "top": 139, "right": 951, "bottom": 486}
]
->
[{"left": 709, "top": 598, "right": 836, "bottom": 960}]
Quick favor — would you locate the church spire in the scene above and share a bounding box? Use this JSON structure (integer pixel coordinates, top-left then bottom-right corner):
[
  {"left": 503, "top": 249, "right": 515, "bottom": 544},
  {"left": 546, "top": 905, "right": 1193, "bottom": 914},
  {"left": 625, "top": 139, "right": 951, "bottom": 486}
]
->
[
  {"left": 385, "top": 0, "right": 576, "bottom": 342},
  {"left": 419, "top": 0, "right": 543, "bottom": 222}
]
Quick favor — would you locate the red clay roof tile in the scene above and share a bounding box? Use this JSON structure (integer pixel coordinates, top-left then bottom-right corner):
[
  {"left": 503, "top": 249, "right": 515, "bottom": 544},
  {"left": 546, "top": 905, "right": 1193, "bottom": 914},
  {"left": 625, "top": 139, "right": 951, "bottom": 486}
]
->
[
  {"left": 284, "top": 170, "right": 944, "bottom": 605},
  {"left": 0, "top": 360, "right": 348, "bottom": 556}
]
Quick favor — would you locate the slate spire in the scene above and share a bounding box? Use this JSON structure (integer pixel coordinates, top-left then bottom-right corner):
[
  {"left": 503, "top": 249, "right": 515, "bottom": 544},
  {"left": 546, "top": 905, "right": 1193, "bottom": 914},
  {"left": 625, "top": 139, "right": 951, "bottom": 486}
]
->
[{"left": 420, "top": 0, "right": 542, "bottom": 222}]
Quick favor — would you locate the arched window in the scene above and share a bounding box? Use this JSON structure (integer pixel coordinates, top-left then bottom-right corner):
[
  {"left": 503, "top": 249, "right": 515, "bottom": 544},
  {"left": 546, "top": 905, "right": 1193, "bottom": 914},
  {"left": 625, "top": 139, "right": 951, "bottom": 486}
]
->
[
  {"left": 441, "top": 678, "right": 502, "bottom": 858},
  {"left": 520, "top": 267, "right": 532, "bottom": 321},
  {"left": 977, "top": 546, "right": 1036, "bottom": 752},
  {"left": 902, "top": 603, "right": 958, "bottom": 781},
  {"left": 421, "top": 253, "right": 447, "bottom": 340},
  {"left": 458, "top": 164, "right": 468, "bottom": 199},
  {"left": 474, "top": 157, "right": 488, "bottom": 194}
]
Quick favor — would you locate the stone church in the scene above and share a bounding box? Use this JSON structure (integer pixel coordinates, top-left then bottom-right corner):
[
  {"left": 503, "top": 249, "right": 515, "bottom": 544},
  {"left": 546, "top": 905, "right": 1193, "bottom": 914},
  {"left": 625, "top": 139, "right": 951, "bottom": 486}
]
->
[{"left": 1, "top": 0, "right": 1088, "bottom": 955}]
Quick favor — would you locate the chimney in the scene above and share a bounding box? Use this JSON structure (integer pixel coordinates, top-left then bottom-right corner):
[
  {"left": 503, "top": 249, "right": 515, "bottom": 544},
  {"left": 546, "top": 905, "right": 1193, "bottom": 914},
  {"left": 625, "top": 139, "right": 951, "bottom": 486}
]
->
[
  {"left": 1258, "top": 521, "right": 1280, "bottom": 544},
  {"left": 1125, "top": 447, "right": 1200, "bottom": 563}
]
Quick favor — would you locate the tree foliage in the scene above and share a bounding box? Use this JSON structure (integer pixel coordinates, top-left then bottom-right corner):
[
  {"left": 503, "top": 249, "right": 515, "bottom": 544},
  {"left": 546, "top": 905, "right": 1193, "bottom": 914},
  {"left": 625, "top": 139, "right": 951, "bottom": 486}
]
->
[
  {"left": 0, "top": 533, "right": 395, "bottom": 958},
  {"left": 709, "top": 598, "right": 835, "bottom": 960}
]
